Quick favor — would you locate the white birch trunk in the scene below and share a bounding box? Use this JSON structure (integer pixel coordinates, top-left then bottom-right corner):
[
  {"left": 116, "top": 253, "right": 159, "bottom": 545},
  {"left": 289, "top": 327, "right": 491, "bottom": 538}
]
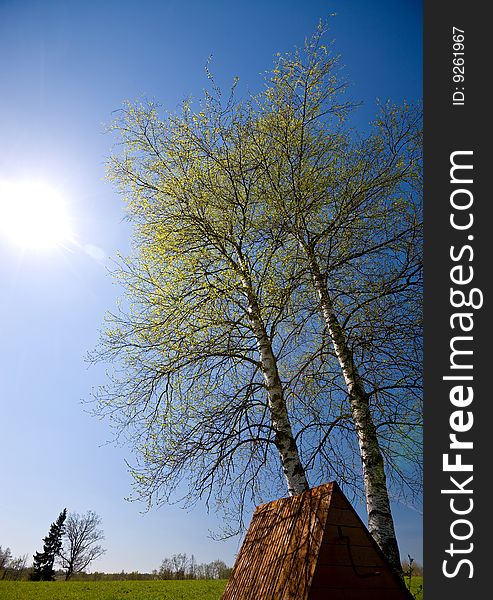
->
[
  {"left": 239, "top": 270, "right": 309, "bottom": 496},
  {"left": 305, "top": 245, "right": 402, "bottom": 575}
]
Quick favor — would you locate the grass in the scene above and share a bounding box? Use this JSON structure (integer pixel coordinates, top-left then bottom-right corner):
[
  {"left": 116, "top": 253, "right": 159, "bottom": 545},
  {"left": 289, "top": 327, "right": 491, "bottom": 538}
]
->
[
  {"left": 406, "top": 575, "right": 423, "bottom": 599},
  {"left": 0, "top": 580, "right": 228, "bottom": 600},
  {"left": 0, "top": 577, "right": 423, "bottom": 600}
]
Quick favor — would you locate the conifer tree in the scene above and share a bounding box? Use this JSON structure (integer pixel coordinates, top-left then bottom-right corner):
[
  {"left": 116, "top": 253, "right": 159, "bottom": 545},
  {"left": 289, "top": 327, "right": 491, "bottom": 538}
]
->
[{"left": 31, "top": 509, "right": 67, "bottom": 581}]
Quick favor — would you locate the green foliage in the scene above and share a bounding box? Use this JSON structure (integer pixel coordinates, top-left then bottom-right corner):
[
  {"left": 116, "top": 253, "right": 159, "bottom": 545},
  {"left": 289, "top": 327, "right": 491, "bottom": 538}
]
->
[{"left": 0, "top": 579, "right": 228, "bottom": 600}]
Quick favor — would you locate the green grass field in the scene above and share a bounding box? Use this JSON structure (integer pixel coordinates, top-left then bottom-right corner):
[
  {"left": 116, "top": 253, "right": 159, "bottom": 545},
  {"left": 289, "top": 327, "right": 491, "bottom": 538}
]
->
[
  {"left": 407, "top": 576, "right": 424, "bottom": 599},
  {"left": 0, "top": 580, "right": 228, "bottom": 600},
  {"left": 0, "top": 577, "right": 423, "bottom": 600}
]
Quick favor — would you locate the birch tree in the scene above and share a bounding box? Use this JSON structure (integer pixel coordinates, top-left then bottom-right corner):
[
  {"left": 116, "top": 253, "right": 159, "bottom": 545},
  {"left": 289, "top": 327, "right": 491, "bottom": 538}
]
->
[
  {"left": 248, "top": 24, "right": 422, "bottom": 573},
  {"left": 91, "top": 92, "right": 338, "bottom": 528}
]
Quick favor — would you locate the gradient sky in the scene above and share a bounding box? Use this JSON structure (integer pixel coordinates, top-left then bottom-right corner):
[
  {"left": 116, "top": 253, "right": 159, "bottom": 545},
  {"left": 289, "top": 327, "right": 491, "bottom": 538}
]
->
[{"left": 0, "top": 0, "right": 422, "bottom": 573}]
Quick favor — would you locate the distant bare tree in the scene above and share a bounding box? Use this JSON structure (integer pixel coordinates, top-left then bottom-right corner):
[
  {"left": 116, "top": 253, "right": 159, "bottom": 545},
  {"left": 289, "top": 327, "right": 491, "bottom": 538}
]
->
[
  {"left": 59, "top": 511, "right": 106, "bottom": 580},
  {"left": 5, "top": 555, "right": 28, "bottom": 580},
  {"left": 208, "top": 559, "right": 231, "bottom": 579},
  {"left": 158, "top": 557, "right": 174, "bottom": 580},
  {"left": 0, "top": 546, "right": 12, "bottom": 579},
  {"left": 171, "top": 553, "right": 188, "bottom": 580}
]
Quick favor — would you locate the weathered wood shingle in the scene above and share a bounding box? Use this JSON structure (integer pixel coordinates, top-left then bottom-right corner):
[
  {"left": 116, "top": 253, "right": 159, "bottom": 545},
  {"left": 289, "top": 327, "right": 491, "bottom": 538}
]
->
[{"left": 221, "top": 482, "right": 413, "bottom": 600}]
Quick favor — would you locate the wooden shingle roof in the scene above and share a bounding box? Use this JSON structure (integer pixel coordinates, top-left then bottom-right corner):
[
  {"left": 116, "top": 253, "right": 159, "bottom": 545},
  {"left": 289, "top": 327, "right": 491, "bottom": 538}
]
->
[{"left": 221, "top": 482, "right": 413, "bottom": 600}]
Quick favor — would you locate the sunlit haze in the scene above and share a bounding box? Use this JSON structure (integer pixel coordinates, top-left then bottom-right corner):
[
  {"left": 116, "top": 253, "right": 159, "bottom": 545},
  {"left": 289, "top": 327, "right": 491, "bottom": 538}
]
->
[{"left": 0, "top": 180, "right": 73, "bottom": 250}]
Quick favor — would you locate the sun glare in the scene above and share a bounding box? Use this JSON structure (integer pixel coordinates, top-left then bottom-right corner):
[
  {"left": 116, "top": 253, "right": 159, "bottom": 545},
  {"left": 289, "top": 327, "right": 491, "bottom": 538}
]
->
[{"left": 0, "top": 180, "right": 73, "bottom": 250}]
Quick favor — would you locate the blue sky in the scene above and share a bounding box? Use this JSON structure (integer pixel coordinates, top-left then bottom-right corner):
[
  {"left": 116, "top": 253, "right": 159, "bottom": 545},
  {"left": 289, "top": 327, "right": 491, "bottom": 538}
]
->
[{"left": 0, "top": 0, "right": 422, "bottom": 573}]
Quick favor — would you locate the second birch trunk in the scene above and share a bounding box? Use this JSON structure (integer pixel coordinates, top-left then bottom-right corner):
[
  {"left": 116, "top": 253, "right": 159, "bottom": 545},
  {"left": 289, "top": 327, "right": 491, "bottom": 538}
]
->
[{"left": 305, "top": 245, "right": 403, "bottom": 575}]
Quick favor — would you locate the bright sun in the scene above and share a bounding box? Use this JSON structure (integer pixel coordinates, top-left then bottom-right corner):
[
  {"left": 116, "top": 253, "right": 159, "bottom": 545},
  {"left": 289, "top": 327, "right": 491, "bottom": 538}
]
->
[{"left": 0, "top": 180, "right": 73, "bottom": 250}]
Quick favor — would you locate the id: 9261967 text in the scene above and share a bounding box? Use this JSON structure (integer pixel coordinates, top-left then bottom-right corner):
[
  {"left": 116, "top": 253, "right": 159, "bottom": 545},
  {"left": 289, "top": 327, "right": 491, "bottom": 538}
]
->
[{"left": 452, "top": 27, "right": 465, "bottom": 106}]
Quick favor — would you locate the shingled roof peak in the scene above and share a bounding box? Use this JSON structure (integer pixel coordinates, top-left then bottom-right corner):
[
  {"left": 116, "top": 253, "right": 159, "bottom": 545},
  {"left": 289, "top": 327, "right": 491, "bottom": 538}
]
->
[{"left": 222, "top": 481, "right": 413, "bottom": 600}]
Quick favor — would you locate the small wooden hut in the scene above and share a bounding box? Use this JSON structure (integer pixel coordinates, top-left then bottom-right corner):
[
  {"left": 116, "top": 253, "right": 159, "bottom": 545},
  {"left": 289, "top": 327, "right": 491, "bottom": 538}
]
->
[{"left": 221, "top": 482, "right": 413, "bottom": 600}]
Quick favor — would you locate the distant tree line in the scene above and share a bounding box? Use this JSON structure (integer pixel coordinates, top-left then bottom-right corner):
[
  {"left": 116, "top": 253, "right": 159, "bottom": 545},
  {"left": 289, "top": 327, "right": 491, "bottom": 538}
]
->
[
  {"left": 157, "top": 554, "right": 232, "bottom": 580},
  {"left": 2, "top": 541, "right": 420, "bottom": 583},
  {"left": 59, "top": 555, "right": 232, "bottom": 582}
]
